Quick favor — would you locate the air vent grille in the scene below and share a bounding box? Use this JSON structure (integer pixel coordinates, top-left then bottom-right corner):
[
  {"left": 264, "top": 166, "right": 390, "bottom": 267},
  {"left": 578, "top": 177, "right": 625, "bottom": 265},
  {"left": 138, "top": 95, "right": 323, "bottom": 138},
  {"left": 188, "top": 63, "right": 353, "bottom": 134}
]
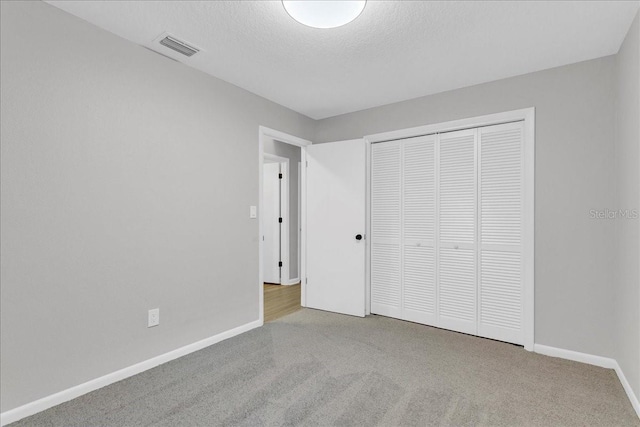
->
[{"left": 159, "top": 35, "right": 199, "bottom": 57}]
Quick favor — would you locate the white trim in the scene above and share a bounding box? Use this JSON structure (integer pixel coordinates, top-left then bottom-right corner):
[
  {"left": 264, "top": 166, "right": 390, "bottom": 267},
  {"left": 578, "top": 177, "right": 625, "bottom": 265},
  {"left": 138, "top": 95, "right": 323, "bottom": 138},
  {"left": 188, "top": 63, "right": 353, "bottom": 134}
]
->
[
  {"left": 282, "top": 277, "right": 301, "bottom": 286},
  {"left": 534, "top": 344, "right": 640, "bottom": 419},
  {"left": 533, "top": 344, "right": 617, "bottom": 368},
  {"left": 258, "top": 132, "right": 265, "bottom": 320},
  {"left": 258, "top": 126, "right": 312, "bottom": 322},
  {"left": 364, "top": 139, "right": 372, "bottom": 315},
  {"left": 473, "top": 128, "right": 479, "bottom": 339},
  {"left": 300, "top": 149, "right": 308, "bottom": 307},
  {"left": 263, "top": 153, "right": 289, "bottom": 163},
  {"left": 365, "top": 108, "right": 535, "bottom": 143},
  {"left": 0, "top": 320, "right": 262, "bottom": 427},
  {"left": 364, "top": 107, "right": 535, "bottom": 350},
  {"left": 297, "top": 161, "right": 302, "bottom": 283},
  {"left": 615, "top": 362, "right": 640, "bottom": 418},
  {"left": 259, "top": 126, "right": 312, "bottom": 148},
  {"left": 435, "top": 134, "right": 441, "bottom": 326},
  {"left": 522, "top": 108, "right": 535, "bottom": 351}
]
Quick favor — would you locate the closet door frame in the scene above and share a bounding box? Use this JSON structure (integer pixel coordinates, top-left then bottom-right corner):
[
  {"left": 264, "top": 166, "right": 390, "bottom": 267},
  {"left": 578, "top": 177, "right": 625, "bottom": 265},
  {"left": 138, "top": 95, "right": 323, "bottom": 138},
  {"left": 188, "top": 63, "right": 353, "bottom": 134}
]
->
[{"left": 364, "top": 108, "right": 535, "bottom": 351}]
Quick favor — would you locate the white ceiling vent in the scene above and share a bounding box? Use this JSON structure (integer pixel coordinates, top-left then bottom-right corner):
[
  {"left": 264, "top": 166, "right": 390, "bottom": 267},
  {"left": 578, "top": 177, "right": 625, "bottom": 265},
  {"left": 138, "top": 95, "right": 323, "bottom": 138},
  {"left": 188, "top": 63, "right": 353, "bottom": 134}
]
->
[{"left": 158, "top": 35, "right": 199, "bottom": 57}]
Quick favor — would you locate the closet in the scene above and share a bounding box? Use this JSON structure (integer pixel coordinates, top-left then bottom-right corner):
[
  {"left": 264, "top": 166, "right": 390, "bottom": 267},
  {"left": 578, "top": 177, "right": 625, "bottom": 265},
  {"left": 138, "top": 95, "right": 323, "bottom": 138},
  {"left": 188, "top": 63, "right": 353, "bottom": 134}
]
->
[{"left": 370, "top": 121, "right": 526, "bottom": 345}]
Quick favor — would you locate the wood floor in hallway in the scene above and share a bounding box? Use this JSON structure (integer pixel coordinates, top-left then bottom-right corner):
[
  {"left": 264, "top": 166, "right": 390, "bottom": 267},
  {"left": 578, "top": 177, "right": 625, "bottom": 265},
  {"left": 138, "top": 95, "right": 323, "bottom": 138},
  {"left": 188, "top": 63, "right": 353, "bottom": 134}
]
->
[{"left": 264, "top": 283, "right": 301, "bottom": 322}]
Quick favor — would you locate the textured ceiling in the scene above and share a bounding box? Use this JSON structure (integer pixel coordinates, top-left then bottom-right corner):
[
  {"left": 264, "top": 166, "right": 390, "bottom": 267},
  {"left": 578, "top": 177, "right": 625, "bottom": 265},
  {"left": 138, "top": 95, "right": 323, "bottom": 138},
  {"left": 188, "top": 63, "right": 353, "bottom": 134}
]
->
[{"left": 47, "top": 1, "right": 639, "bottom": 120}]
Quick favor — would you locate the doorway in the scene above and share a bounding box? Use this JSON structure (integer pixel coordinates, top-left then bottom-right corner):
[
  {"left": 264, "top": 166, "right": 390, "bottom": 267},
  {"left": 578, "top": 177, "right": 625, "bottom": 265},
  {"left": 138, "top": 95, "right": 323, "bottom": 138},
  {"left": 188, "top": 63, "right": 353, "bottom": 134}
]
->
[{"left": 258, "top": 127, "right": 311, "bottom": 324}]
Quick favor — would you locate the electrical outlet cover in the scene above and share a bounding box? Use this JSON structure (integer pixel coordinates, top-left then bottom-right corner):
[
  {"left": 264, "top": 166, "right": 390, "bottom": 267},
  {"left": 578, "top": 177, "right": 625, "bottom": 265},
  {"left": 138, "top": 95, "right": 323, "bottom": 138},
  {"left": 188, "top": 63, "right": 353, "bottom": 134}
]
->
[{"left": 148, "top": 308, "right": 160, "bottom": 327}]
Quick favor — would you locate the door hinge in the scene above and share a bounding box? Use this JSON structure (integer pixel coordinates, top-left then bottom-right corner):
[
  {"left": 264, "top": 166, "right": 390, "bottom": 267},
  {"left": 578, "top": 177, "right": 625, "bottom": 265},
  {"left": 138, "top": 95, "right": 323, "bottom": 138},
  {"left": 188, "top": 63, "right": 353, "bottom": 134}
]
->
[
  {"left": 279, "top": 173, "right": 283, "bottom": 179},
  {"left": 278, "top": 261, "right": 283, "bottom": 267},
  {"left": 278, "top": 217, "right": 283, "bottom": 223},
  {"left": 306, "top": 161, "right": 308, "bottom": 168},
  {"left": 305, "top": 277, "right": 308, "bottom": 284}
]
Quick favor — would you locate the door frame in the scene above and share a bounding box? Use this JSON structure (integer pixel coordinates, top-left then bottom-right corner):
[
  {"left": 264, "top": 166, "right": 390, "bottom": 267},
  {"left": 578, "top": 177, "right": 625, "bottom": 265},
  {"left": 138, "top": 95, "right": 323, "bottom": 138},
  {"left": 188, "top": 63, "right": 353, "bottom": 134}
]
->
[
  {"left": 364, "top": 107, "right": 535, "bottom": 351},
  {"left": 258, "top": 126, "right": 311, "bottom": 325},
  {"left": 263, "top": 153, "right": 290, "bottom": 285}
]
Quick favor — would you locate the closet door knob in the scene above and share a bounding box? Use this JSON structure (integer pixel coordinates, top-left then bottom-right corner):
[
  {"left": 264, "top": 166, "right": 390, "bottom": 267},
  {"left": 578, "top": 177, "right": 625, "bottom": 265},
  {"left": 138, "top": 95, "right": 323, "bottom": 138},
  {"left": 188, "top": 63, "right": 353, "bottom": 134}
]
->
[{"left": 355, "top": 234, "right": 363, "bottom": 241}]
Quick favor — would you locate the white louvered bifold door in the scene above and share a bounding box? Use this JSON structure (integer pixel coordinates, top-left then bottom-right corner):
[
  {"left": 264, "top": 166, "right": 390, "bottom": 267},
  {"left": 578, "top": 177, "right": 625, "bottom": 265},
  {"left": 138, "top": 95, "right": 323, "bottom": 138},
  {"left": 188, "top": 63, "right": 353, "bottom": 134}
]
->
[
  {"left": 478, "top": 122, "right": 525, "bottom": 345},
  {"left": 437, "top": 129, "right": 477, "bottom": 335},
  {"left": 402, "top": 135, "right": 437, "bottom": 325},
  {"left": 370, "top": 140, "right": 402, "bottom": 318},
  {"left": 370, "top": 121, "right": 527, "bottom": 346}
]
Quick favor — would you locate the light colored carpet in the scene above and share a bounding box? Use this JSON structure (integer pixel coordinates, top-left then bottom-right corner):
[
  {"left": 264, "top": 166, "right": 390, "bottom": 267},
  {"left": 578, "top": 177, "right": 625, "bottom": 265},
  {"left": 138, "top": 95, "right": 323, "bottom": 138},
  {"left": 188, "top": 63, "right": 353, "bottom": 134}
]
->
[{"left": 10, "top": 308, "right": 639, "bottom": 426}]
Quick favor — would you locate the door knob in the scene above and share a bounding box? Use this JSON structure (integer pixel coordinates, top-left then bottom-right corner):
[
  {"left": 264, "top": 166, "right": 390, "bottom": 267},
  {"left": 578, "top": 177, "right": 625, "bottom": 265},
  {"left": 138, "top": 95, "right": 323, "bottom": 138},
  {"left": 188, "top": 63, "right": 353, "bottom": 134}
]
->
[{"left": 355, "top": 234, "right": 363, "bottom": 241}]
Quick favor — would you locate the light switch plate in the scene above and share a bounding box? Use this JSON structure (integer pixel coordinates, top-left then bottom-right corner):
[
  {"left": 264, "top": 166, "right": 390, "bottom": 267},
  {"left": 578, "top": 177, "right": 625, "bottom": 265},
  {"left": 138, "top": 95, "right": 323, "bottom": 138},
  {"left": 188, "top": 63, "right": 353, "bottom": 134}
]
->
[{"left": 249, "top": 205, "right": 257, "bottom": 219}]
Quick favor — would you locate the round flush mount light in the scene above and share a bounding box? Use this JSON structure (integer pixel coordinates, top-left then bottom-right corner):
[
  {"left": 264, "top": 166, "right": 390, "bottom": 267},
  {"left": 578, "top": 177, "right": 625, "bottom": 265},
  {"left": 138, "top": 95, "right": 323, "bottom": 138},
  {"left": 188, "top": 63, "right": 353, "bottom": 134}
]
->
[{"left": 282, "top": 1, "right": 366, "bottom": 29}]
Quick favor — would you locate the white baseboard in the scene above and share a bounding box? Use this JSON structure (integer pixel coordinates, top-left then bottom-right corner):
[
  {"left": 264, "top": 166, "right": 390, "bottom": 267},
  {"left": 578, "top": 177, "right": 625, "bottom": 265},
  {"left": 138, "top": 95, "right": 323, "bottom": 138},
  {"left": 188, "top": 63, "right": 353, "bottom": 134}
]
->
[
  {"left": 533, "top": 344, "right": 617, "bottom": 368},
  {"left": 0, "top": 319, "right": 262, "bottom": 426},
  {"left": 534, "top": 344, "right": 639, "bottom": 419},
  {"left": 282, "top": 277, "right": 300, "bottom": 286},
  {"left": 614, "top": 361, "right": 640, "bottom": 418}
]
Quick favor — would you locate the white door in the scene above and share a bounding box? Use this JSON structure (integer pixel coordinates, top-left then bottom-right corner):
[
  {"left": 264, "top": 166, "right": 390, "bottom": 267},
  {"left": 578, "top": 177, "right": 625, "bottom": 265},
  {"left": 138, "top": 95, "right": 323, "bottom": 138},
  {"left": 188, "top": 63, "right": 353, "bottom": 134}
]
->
[
  {"left": 437, "top": 128, "right": 477, "bottom": 335},
  {"left": 478, "top": 122, "right": 525, "bottom": 345},
  {"left": 371, "top": 130, "right": 478, "bottom": 336},
  {"left": 306, "top": 139, "right": 366, "bottom": 317},
  {"left": 370, "top": 140, "right": 402, "bottom": 318},
  {"left": 370, "top": 135, "right": 438, "bottom": 326},
  {"left": 263, "top": 162, "right": 281, "bottom": 284},
  {"left": 369, "top": 122, "right": 528, "bottom": 346},
  {"left": 402, "top": 135, "right": 437, "bottom": 326}
]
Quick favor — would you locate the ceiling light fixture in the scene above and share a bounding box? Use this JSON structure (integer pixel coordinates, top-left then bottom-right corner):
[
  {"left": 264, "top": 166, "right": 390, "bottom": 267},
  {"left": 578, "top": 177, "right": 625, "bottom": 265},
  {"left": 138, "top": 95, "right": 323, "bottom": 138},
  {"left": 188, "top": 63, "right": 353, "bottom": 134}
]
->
[{"left": 282, "top": 1, "right": 366, "bottom": 29}]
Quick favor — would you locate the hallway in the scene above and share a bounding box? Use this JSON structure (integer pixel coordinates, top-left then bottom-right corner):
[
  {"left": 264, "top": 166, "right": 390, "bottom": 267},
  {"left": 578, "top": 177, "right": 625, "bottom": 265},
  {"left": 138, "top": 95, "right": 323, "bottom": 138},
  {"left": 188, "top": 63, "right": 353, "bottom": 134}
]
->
[{"left": 264, "top": 283, "right": 301, "bottom": 322}]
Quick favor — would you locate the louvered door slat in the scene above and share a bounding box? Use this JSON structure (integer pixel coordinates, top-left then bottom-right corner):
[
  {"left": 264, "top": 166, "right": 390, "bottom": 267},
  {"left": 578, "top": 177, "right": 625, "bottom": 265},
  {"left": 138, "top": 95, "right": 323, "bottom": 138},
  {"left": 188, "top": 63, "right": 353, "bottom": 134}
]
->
[
  {"left": 371, "top": 244, "right": 401, "bottom": 313},
  {"left": 403, "top": 246, "right": 435, "bottom": 317},
  {"left": 403, "top": 137, "right": 435, "bottom": 241},
  {"left": 480, "top": 124, "right": 522, "bottom": 246},
  {"left": 371, "top": 141, "right": 402, "bottom": 318},
  {"left": 439, "top": 131, "right": 476, "bottom": 245},
  {"left": 437, "top": 129, "right": 477, "bottom": 335},
  {"left": 478, "top": 122, "right": 524, "bottom": 345},
  {"left": 402, "top": 136, "right": 436, "bottom": 324},
  {"left": 438, "top": 247, "right": 476, "bottom": 335}
]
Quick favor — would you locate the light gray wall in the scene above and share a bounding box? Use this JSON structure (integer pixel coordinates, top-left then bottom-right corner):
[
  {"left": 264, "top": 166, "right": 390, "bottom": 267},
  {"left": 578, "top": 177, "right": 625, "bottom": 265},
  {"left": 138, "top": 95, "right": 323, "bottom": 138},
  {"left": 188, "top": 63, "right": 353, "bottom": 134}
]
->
[
  {"left": 316, "top": 56, "right": 618, "bottom": 359},
  {"left": 1, "top": 0, "right": 637, "bottom": 416},
  {"left": 0, "top": 1, "right": 314, "bottom": 412},
  {"left": 614, "top": 11, "right": 640, "bottom": 402},
  {"left": 263, "top": 140, "right": 301, "bottom": 280}
]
